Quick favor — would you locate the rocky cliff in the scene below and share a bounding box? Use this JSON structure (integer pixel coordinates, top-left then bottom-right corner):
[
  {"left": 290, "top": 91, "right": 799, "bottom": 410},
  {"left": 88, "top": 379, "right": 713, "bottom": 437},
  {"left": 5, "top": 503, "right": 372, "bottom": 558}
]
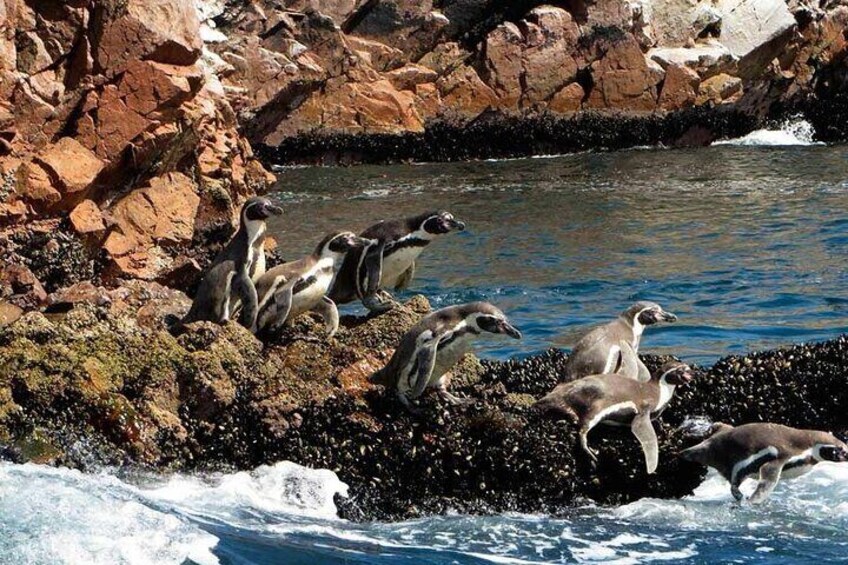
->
[{"left": 202, "top": 0, "right": 848, "bottom": 163}]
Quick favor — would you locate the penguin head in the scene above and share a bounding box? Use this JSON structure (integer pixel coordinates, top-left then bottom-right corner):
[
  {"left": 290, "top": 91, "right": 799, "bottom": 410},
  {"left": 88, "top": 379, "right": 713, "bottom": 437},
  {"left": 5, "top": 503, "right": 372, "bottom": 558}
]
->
[
  {"left": 242, "top": 197, "right": 283, "bottom": 222},
  {"left": 623, "top": 301, "right": 677, "bottom": 326},
  {"left": 657, "top": 361, "right": 696, "bottom": 385},
  {"left": 317, "top": 231, "right": 373, "bottom": 259},
  {"left": 467, "top": 302, "right": 522, "bottom": 340},
  {"left": 418, "top": 211, "right": 466, "bottom": 236},
  {"left": 816, "top": 440, "right": 848, "bottom": 463}
]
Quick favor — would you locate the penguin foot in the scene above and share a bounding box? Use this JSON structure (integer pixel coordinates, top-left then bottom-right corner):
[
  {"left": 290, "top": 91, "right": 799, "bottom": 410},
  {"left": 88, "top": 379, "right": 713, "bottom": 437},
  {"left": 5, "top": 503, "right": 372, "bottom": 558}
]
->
[
  {"left": 439, "top": 390, "right": 473, "bottom": 406},
  {"left": 363, "top": 294, "right": 396, "bottom": 313},
  {"left": 398, "top": 392, "right": 424, "bottom": 415}
]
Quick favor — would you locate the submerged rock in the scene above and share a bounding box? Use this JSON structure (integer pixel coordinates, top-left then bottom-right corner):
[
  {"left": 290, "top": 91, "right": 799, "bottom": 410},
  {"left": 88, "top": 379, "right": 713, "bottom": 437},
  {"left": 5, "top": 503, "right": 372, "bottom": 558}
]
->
[{"left": 0, "top": 291, "right": 845, "bottom": 521}]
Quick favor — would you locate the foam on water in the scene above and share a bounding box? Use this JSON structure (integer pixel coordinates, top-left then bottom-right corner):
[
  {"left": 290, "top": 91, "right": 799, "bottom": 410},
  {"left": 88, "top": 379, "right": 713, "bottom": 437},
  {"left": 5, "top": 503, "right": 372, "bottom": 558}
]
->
[
  {"left": 713, "top": 118, "right": 822, "bottom": 146},
  {"left": 2, "top": 459, "right": 848, "bottom": 563}
]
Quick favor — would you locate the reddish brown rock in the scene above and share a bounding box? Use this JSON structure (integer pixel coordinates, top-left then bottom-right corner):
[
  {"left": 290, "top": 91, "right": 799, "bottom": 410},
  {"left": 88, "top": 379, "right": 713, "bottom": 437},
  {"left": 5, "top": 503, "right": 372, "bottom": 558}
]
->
[
  {"left": 696, "top": 73, "right": 743, "bottom": 105},
  {"left": 436, "top": 67, "right": 498, "bottom": 119},
  {"left": 548, "top": 83, "right": 585, "bottom": 114},
  {"left": 32, "top": 137, "right": 105, "bottom": 209},
  {"left": 0, "top": 264, "right": 47, "bottom": 309},
  {"left": 658, "top": 64, "right": 700, "bottom": 111},
  {"left": 386, "top": 64, "right": 439, "bottom": 91},
  {"left": 585, "top": 35, "right": 664, "bottom": 112},
  {"left": 94, "top": 0, "right": 203, "bottom": 75},
  {"left": 69, "top": 199, "right": 106, "bottom": 236}
]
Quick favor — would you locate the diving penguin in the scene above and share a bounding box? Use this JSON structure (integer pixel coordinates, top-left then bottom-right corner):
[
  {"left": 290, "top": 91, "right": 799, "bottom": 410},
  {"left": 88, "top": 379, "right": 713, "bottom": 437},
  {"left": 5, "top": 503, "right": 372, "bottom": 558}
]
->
[
  {"left": 253, "top": 231, "right": 373, "bottom": 338},
  {"left": 329, "top": 210, "right": 466, "bottom": 313},
  {"left": 680, "top": 422, "right": 848, "bottom": 503},
  {"left": 182, "top": 196, "right": 282, "bottom": 331},
  {"left": 371, "top": 302, "right": 521, "bottom": 413},
  {"left": 535, "top": 341, "right": 695, "bottom": 473},
  {"left": 564, "top": 301, "right": 677, "bottom": 382}
]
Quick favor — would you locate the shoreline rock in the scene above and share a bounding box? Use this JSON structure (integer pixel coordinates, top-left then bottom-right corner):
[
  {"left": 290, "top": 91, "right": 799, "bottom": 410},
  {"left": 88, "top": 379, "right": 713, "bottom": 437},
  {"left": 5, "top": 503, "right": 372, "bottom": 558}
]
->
[{"left": 0, "top": 290, "right": 845, "bottom": 521}]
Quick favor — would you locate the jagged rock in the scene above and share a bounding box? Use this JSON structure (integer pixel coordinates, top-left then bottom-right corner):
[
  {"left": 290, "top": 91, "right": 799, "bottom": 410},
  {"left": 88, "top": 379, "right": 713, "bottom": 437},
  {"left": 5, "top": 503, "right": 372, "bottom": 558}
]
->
[
  {"left": 69, "top": 199, "right": 106, "bottom": 237},
  {"left": 658, "top": 63, "right": 700, "bottom": 110},
  {"left": 696, "top": 73, "right": 743, "bottom": 104},
  {"left": 0, "top": 264, "right": 47, "bottom": 310},
  {"left": 716, "top": 0, "right": 796, "bottom": 77},
  {"left": 93, "top": 0, "right": 203, "bottom": 74},
  {"left": 585, "top": 34, "right": 664, "bottom": 112},
  {"left": 648, "top": 42, "right": 737, "bottom": 77}
]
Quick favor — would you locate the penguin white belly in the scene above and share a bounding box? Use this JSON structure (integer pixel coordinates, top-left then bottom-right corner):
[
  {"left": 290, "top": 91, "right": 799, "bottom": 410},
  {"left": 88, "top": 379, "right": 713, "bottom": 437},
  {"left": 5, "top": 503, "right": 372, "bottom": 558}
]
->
[
  {"left": 430, "top": 336, "right": 474, "bottom": 387},
  {"left": 381, "top": 247, "right": 424, "bottom": 287},
  {"left": 289, "top": 271, "right": 334, "bottom": 319}
]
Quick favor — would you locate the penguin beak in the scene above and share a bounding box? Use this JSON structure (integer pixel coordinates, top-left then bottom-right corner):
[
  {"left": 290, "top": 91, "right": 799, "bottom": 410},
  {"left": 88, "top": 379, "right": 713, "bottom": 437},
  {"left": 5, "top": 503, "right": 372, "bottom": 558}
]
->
[
  {"left": 450, "top": 218, "right": 467, "bottom": 231},
  {"left": 501, "top": 321, "right": 522, "bottom": 339},
  {"left": 267, "top": 204, "right": 283, "bottom": 216},
  {"left": 659, "top": 310, "right": 678, "bottom": 323}
]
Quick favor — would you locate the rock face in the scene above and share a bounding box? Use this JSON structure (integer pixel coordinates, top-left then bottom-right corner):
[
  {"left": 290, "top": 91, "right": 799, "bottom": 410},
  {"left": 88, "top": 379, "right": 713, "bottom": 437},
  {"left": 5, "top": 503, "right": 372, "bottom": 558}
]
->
[
  {"left": 195, "top": 0, "right": 848, "bottom": 163},
  {"left": 0, "top": 0, "right": 274, "bottom": 292},
  {"left": 0, "top": 292, "right": 846, "bottom": 521}
]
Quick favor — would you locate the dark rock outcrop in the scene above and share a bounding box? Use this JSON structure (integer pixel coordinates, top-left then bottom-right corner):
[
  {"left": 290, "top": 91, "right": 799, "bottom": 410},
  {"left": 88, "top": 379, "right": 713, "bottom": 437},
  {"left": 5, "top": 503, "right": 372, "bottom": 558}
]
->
[{"left": 1, "top": 291, "right": 845, "bottom": 521}]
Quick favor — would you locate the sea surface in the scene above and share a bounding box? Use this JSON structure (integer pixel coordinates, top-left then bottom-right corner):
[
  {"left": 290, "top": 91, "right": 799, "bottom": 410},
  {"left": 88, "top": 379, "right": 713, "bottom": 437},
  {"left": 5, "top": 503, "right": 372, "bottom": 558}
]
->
[{"left": 3, "top": 121, "right": 848, "bottom": 564}]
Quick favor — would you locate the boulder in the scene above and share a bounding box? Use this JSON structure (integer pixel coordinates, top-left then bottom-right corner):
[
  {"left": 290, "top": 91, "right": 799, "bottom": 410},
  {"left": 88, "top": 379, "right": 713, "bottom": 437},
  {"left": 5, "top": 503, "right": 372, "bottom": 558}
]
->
[
  {"left": 658, "top": 63, "right": 700, "bottom": 110},
  {"left": 94, "top": 0, "right": 203, "bottom": 74},
  {"left": 649, "top": 43, "right": 737, "bottom": 77},
  {"left": 585, "top": 35, "right": 664, "bottom": 112},
  {"left": 696, "top": 73, "right": 743, "bottom": 104},
  {"left": 104, "top": 172, "right": 200, "bottom": 279},
  {"left": 69, "top": 199, "right": 106, "bottom": 236},
  {"left": 0, "top": 263, "right": 47, "bottom": 309},
  {"left": 715, "top": 0, "right": 796, "bottom": 77}
]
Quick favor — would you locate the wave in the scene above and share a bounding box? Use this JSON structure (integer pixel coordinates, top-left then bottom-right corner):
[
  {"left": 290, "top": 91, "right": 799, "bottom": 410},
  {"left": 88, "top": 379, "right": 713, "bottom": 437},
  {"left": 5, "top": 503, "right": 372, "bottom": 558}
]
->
[
  {"left": 712, "top": 118, "right": 822, "bottom": 146},
  {"left": 2, "top": 459, "right": 848, "bottom": 564}
]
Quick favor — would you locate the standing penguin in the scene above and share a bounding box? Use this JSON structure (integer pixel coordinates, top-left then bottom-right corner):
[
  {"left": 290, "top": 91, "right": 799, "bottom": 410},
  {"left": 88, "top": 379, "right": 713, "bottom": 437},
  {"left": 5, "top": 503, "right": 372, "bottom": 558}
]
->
[
  {"left": 182, "top": 196, "right": 282, "bottom": 331},
  {"left": 564, "top": 301, "right": 677, "bottom": 382},
  {"left": 371, "top": 302, "right": 521, "bottom": 412},
  {"left": 253, "top": 231, "right": 373, "bottom": 338},
  {"left": 680, "top": 422, "right": 848, "bottom": 503},
  {"left": 535, "top": 341, "right": 695, "bottom": 473},
  {"left": 329, "top": 210, "right": 466, "bottom": 313}
]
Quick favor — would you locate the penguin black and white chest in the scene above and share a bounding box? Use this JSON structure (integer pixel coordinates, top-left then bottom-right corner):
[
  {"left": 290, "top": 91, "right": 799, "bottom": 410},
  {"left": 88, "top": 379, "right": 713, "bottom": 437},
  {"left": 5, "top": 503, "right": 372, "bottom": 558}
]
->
[
  {"left": 564, "top": 301, "right": 677, "bottom": 382},
  {"left": 371, "top": 302, "right": 521, "bottom": 412},
  {"left": 329, "top": 210, "right": 466, "bottom": 312},
  {"left": 254, "top": 232, "right": 372, "bottom": 338},
  {"left": 182, "top": 197, "right": 282, "bottom": 330},
  {"left": 536, "top": 343, "right": 695, "bottom": 474},
  {"left": 680, "top": 423, "right": 848, "bottom": 503}
]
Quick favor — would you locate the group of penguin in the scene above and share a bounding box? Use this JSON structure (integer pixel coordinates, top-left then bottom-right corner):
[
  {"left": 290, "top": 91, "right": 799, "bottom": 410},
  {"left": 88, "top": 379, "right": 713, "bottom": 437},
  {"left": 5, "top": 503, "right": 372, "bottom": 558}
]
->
[{"left": 179, "top": 196, "right": 848, "bottom": 505}]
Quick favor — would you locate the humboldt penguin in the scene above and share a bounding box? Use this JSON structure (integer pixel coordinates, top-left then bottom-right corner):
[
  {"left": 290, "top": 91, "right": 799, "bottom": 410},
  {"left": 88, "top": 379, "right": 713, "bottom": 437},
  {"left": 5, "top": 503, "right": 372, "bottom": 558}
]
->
[
  {"left": 253, "top": 231, "right": 373, "bottom": 337},
  {"left": 182, "top": 196, "right": 282, "bottom": 331},
  {"left": 371, "top": 302, "right": 521, "bottom": 412},
  {"left": 680, "top": 422, "right": 848, "bottom": 503},
  {"left": 329, "top": 210, "right": 466, "bottom": 313},
  {"left": 535, "top": 342, "right": 695, "bottom": 473},
  {"left": 564, "top": 301, "right": 677, "bottom": 382}
]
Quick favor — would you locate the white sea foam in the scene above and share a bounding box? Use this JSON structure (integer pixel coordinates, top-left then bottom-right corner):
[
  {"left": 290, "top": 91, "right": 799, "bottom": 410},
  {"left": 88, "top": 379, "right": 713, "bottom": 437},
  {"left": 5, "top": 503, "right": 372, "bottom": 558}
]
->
[{"left": 712, "top": 118, "right": 822, "bottom": 146}]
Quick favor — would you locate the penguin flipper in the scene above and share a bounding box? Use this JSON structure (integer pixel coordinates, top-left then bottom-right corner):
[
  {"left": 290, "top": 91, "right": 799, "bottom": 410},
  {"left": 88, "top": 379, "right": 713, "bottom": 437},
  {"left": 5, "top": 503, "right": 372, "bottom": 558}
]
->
[
  {"left": 748, "top": 460, "right": 785, "bottom": 504},
  {"left": 631, "top": 410, "right": 659, "bottom": 474},
  {"left": 267, "top": 281, "right": 295, "bottom": 333},
  {"left": 395, "top": 261, "right": 415, "bottom": 290},
  {"left": 617, "top": 341, "right": 639, "bottom": 379},
  {"left": 409, "top": 341, "right": 439, "bottom": 399},
  {"left": 312, "top": 296, "right": 339, "bottom": 338},
  {"left": 357, "top": 240, "right": 385, "bottom": 299},
  {"left": 234, "top": 270, "right": 259, "bottom": 332}
]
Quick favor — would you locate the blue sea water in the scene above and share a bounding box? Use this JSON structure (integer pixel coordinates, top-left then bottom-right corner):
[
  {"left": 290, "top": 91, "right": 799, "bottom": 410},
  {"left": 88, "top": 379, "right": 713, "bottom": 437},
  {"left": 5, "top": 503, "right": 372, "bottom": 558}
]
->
[{"left": 2, "top": 124, "right": 848, "bottom": 564}]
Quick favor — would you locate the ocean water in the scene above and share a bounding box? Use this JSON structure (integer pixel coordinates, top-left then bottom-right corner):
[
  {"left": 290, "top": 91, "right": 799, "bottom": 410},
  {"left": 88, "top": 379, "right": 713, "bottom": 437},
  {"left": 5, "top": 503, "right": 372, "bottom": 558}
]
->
[{"left": 3, "top": 122, "right": 848, "bottom": 564}]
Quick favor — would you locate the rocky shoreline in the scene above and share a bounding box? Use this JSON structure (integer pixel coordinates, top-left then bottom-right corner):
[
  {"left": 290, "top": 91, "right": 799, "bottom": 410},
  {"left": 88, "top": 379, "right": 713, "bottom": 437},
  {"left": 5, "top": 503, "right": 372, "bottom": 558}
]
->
[{"left": 1, "top": 288, "right": 846, "bottom": 521}]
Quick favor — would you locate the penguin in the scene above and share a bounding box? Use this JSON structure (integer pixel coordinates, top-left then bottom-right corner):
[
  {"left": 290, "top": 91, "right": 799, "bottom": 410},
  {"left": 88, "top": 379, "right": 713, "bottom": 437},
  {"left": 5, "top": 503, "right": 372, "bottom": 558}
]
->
[
  {"left": 564, "top": 301, "right": 677, "bottom": 383},
  {"left": 253, "top": 231, "right": 373, "bottom": 338},
  {"left": 182, "top": 196, "right": 282, "bottom": 331},
  {"left": 680, "top": 422, "right": 848, "bottom": 503},
  {"left": 329, "top": 210, "right": 466, "bottom": 313},
  {"left": 535, "top": 341, "right": 695, "bottom": 473},
  {"left": 371, "top": 302, "right": 521, "bottom": 412}
]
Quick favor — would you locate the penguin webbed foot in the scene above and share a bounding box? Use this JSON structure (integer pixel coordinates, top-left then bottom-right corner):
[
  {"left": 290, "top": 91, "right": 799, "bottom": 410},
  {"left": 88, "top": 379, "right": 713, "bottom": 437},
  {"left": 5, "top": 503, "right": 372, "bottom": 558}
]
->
[
  {"left": 397, "top": 392, "right": 425, "bottom": 416},
  {"left": 362, "top": 291, "right": 400, "bottom": 313},
  {"left": 438, "top": 389, "right": 473, "bottom": 407}
]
